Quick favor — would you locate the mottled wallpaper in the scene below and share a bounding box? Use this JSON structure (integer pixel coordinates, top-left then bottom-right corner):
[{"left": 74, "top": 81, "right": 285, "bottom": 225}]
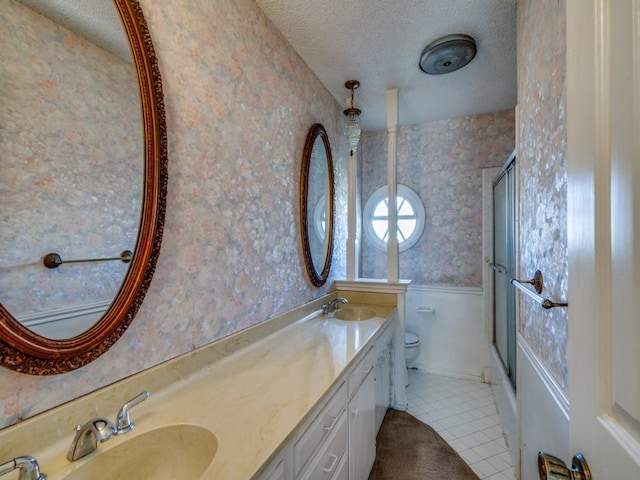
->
[
  {"left": 361, "top": 111, "right": 515, "bottom": 286},
  {"left": 517, "top": 0, "right": 568, "bottom": 391},
  {"left": 1, "top": 1, "right": 142, "bottom": 319},
  {"left": 1, "top": 0, "right": 347, "bottom": 428}
]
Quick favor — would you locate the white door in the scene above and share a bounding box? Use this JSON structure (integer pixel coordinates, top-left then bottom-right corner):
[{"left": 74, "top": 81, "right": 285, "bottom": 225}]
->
[{"left": 566, "top": 0, "right": 640, "bottom": 477}]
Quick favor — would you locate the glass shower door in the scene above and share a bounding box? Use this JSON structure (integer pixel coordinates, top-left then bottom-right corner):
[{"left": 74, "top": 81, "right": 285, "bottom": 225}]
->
[{"left": 492, "top": 158, "right": 516, "bottom": 388}]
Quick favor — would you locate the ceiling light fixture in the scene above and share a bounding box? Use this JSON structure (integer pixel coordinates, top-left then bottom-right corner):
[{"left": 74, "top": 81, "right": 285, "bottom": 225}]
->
[
  {"left": 343, "top": 80, "right": 361, "bottom": 156},
  {"left": 419, "top": 34, "right": 477, "bottom": 75}
]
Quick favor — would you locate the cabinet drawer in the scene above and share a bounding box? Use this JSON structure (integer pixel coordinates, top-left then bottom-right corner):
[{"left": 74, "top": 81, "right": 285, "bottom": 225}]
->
[
  {"left": 348, "top": 346, "right": 375, "bottom": 397},
  {"left": 256, "top": 456, "right": 286, "bottom": 480},
  {"left": 301, "top": 412, "right": 348, "bottom": 480},
  {"left": 331, "top": 447, "right": 349, "bottom": 480},
  {"left": 294, "top": 382, "right": 347, "bottom": 477}
]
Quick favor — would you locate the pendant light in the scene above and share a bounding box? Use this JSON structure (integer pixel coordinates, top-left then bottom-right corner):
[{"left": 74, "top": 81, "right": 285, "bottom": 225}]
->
[{"left": 343, "top": 80, "right": 361, "bottom": 155}]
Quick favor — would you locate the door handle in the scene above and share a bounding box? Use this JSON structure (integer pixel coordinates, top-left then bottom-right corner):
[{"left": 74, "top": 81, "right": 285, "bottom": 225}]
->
[
  {"left": 489, "top": 262, "right": 508, "bottom": 274},
  {"left": 538, "top": 452, "right": 591, "bottom": 480}
]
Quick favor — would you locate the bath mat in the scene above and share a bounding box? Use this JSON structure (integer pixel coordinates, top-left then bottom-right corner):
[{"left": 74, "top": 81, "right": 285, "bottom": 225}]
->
[{"left": 368, "top": 409, "right": 480, "bottom": 480}]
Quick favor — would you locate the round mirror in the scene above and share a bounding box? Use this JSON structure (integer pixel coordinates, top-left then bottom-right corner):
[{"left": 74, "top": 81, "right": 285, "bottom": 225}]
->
[
  {"left": 300, "top": 124, "right": 334, "bottom": 287},
  {"left": 0, "top": 0, "right": 167, "bottom": 375}
]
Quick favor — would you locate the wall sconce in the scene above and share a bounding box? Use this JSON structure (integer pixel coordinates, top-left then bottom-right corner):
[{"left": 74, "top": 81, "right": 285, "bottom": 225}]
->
[{"left": 343, "top": 80, "right": 361, "bottom": 156}]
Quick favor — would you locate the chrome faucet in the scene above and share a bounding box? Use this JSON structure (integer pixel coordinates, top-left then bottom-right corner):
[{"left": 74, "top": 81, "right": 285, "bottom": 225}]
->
[
  {"left": 0, "top": 456, "right": 47, "bottom": 480},
  {"left": 67, "top": 391, "right": 150, "bottom": 462},
  {"left": 322, "top": 297, "right": 348, "bottom": 315},
  {"left": 67, "top": 417, "right": 116, "bottom": 461}
]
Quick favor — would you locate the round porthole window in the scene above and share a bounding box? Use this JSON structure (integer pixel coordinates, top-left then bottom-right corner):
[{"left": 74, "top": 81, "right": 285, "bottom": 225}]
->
[{"left": 363, "top": 184, "right": 425, "bottom": 252}]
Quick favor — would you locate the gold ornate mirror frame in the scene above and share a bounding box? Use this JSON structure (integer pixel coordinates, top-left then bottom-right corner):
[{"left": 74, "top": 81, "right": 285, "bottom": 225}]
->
[
  {"left": 0, "top": 0, "right": 168, "bottom": 375},
  {"left": 300, "top": 124, "right": 334, "bottom": 287}
]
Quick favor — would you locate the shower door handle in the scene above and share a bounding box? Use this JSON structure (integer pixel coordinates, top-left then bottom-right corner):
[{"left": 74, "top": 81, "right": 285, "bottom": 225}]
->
[
  {"left": 489, "top": 262, "right": 508, "bottom": 274},
  {"left": 538, "top": 451, "right": 591, "bottom": 480}
]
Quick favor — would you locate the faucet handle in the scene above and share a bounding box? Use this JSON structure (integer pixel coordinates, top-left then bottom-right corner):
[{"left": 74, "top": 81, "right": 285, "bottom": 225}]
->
[
  {"left": 0, "top": 456, "right": 47, "bottom": 480},
  {"left": 115, "top": 391, "right": 150, "bottom": 435}
]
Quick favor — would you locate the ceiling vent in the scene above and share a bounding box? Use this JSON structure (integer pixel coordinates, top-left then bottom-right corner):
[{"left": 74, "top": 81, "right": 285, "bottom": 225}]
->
[{"left": 419, "top": 34, "right": 477, "bottom": 75}]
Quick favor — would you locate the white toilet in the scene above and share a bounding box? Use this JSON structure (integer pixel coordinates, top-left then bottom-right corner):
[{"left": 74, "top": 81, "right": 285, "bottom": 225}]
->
[{"left": 404, "top": 332, "right": 420, "bottom": 366}]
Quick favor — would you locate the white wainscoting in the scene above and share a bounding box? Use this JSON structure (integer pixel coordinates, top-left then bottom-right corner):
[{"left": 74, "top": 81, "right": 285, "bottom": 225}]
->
[
  {"left": 19, "top": 301, "right": 110, "bottom": 339},
  {"left": 490, "top": 346, "right": 518, "bottom": 470},
  {"left": 518, "top": 334, "right": 569, "bottom": 480},
  {"left": 405, "top": 284, "right": 486, "bottom": 381}
]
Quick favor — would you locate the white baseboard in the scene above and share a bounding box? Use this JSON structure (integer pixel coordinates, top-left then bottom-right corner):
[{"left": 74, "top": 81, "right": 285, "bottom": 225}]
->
[
  {"left": 490, "top": 346, "right": 518, "bottom": 469},
  {"left": 409, "top": 366, "right": 483, "bottom": 383}
]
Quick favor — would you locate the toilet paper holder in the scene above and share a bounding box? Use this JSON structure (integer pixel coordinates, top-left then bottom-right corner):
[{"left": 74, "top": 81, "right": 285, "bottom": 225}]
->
[{"left": 416, "top": 306, "right": 435, "bottom": 314}]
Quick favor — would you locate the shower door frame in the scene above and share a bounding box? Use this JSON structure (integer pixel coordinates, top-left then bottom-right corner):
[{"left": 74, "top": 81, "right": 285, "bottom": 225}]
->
[{"left": 492, "top": 152, "right": 517, "bottom": 389}]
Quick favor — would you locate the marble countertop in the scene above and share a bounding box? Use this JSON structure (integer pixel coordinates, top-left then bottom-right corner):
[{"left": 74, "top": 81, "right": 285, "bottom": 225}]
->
[{"left": 12, "top": 303, "right": 394, "bottom": 480}]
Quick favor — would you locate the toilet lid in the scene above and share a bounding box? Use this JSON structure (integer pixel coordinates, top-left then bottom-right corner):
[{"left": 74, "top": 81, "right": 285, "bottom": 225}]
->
[{"left": 405, "top": 333, "right": 419, "bottom": 346}]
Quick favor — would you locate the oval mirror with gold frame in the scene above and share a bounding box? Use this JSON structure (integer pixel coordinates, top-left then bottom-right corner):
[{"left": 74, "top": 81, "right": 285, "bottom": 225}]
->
[
  {"left": 300, "top": 124, "right": 334, "bottom": 287},
  {"left": 0, "top": 0, "right": 167, "bottom": 375}
]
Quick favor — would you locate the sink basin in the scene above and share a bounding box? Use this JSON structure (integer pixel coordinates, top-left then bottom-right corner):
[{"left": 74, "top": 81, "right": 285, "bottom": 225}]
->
[
  {"left": 333, "top": 307, "right": 377, "bottom": 321},
  {"left": 61, "top": 424, "right": 217, "bottom": 480}
]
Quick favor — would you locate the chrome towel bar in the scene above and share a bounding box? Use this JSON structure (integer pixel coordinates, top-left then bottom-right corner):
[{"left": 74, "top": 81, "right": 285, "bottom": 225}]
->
[
  {"left": 43, "top": 250, "right": 133, "bottom": 269},
  {"left": 511, "top": 270, "right": 568, "bottom": 309}
]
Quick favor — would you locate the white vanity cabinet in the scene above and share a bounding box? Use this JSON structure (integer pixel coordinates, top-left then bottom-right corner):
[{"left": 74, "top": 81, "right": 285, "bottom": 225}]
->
[
  {"left": 255, "top": 380, "right": 348, "bottom": 480},
  {"left": 348, "top": 346, "right": 376, "bottom": 480},
  {"left": 294, "top": 382, "right": 348, "bottom": 480},
  {"left": 374, "top": 324, "right": 394, "bottom": 432},
  {"left": 258, "top": 452, "right": 289, "bottom": 480},
  {"left": 255, "top": 315, "right": 396, "bottom": 480}
]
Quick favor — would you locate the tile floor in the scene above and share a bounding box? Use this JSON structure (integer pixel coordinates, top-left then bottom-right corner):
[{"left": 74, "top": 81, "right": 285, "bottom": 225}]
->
[{"left": 406, "top": 370, "right": 516, "bottom": 480}]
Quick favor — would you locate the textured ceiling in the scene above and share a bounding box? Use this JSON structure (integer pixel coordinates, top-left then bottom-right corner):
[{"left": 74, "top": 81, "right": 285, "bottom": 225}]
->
[
  {"left": 19, "top": 1, "right": 517, "bottom": 131},
  {"left": 257, "top": 0, "right": 517, "bottom": 131}
]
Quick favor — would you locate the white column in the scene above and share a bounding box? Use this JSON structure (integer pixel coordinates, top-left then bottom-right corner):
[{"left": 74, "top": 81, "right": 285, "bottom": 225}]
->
[
  {"left": 386, "top": 89, "right": 399, "bottom": 282},
  {"left": 346, "top": 149, "right": 359, "bottom": 280}
]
